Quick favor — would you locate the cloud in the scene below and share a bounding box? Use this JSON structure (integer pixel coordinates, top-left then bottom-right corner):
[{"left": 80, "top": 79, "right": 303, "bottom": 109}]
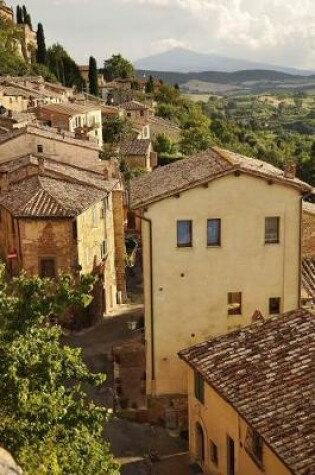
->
[
  {"left": 152, "top": 38, "right": 189, "bottom": 52},
  {"left": 121, "top": 0, "right": 315, "bottom": 67}
]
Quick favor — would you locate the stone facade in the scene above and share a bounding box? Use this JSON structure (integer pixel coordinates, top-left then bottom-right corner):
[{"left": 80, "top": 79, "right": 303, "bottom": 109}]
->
[
  {"left": 0, "top": 127, "right": 101, "bottom": 163},
  {"left": 302, "top": 204, "right": 315, "bottom": 258},
  {"left": 0, "top": 1, "right": 13, "bottom": 22},
  {"left": 112, "top": 189, "right": 127, "bottom": 301}
]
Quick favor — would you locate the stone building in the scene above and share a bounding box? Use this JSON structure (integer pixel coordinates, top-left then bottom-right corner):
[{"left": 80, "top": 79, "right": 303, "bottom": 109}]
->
[
  {"left": 130, "top": 147, "right": 312, "bottom": 398},
  {"left": 179, "top": 308, "right": 314, "bottom": 475},
  {"left": 37, "top": 102, "right": 103, "bottom": 147},
  {"left": 0, "top": 0, "right": 13, "bottom": 22},
  {"left": 120, "top": 138, "right": 157, "bottom": 172},
  {"left": 0, "top": 125, "right": 101, "bottom": 163},
  {"left": 0, "top": 153, "right": 126, "bottom": 315},
  {"left": 301, "top": 200, "right": 315, "bottom": 306}
]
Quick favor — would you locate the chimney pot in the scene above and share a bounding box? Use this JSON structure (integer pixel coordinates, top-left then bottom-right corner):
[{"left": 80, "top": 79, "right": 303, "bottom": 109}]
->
[{"left": 284, "top": 160, "right": 297, "bottom": 179}]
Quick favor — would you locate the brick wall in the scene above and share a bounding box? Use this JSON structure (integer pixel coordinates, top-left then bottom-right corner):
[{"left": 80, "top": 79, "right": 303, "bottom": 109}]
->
[{"left": 302, "top": 211, "right": 315, "bottom": 258}]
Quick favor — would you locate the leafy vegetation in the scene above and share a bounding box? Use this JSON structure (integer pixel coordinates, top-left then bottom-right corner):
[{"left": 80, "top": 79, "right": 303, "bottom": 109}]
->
[
  {"left": 0, "top": 265, "right": 119, "bottom": 474},
  {"left": 103, "top": 54, "right": 135, "bottom": 81},
  {"left": 153, "top": 85, "right": 315, "bottom": 186},
  {"left": 47, "top": 43, "right": 84, "bottom": 89}
]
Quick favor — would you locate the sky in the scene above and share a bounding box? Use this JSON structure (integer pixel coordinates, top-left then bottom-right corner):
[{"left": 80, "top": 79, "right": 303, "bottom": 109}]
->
[{"left": 8, "top": 0, "right": 315, "bottom": 69}]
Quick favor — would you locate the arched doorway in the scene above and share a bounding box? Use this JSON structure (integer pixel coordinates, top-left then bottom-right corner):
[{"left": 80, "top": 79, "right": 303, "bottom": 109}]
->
[{"left": 196, "top": 422, "right": 205, "bottom": 465}]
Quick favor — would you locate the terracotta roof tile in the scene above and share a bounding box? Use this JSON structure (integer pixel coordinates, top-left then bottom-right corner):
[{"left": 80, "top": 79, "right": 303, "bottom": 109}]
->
[
  {"left": 130, "top": 147, "right": 312, "bottom": 209},
  {"left": 120, "top": 139, "right": 150, "bottom": 156},
  {"left": 122, "top": 100, "right": 147, "bottom": 111},
  {"left": 179, "top": 309, "right": 315, "bottom": 475},
  {"left": 0, "top": 175, "right": 106, "bottom": 218},
  {"left": 302, "top": 258, "right": 315, "bottom": 306}
]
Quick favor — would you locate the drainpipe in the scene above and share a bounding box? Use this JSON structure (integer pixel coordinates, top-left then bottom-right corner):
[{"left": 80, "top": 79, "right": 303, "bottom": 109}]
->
[{"left": 134, "top": 211, "right": 155, "bottom": 382}]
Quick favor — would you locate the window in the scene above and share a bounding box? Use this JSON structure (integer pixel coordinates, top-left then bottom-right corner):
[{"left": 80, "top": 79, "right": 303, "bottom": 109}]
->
[
  {"left": 227, "top": 436, "right": 235, "bottom": 475},
  {"left": 37, "top": 144, "right": 43, "bottom": 153},
  {"left": 72, "top": 220, "right": 78, "bottom": 240},
  {"left": 177, "top": 220, "right": 192, "bottom": 247},
  {"left": 265, "top": 217, "right": 280, "bottom": 243},
  {"left": 40, "top": 258, "right": 56, "bottom": 278},
  {"left": 228, "top": 292, "right": 242, "bottom": 315},
  {"left": 269, "top": 297, "right": 281, "bottom": 315},
  {"left": 207, "top": 219, "right": 221, "bottom": 246},
  {"left": 210, "top": 441, "right": 218, "bottom": 466},
  {"left": 100, "top": 239, "right": 107, "bottom": 259},
  {"left": 245, "top": 427, "right": 263, "bottom": 467},
  {"left": 194, "top": 371, "right": 204, "bottom": 404}
]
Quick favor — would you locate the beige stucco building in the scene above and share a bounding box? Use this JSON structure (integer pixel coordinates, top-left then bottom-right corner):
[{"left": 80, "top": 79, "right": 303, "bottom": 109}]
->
[
  {"left": 130, "top": 148, "right": 312, "bottom": 398},
  {"left": 179, "top": 308, "right": 314, "bottom": 475}
]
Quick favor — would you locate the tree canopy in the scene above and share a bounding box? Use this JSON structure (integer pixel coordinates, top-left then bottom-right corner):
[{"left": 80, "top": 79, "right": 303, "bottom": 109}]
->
[
  {"left": 0, "top": 265, "right": 119, "bottom": 475},
  {"left": 103, "top": 54, "right": 135, "bottom": 81},
  {"left": 47, "top": 43, "right": 84, "bottom": 89}
]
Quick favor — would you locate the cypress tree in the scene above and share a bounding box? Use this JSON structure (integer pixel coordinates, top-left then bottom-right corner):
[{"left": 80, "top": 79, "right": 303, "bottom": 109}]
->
[
  {"left": 88, "top": 56, "right": 99, "bottom": 97},
  {"left": 25, "top": 13, "right": 33, "bottom": 30},
  {"left": 36, "top": 23, "right": 47, "bottom": 65},
  {"left": 16, "top": 6, "right": 22, "bottom": 24},
  {"left": 22, "top": 5, "right": 27, "bottom": 23}
]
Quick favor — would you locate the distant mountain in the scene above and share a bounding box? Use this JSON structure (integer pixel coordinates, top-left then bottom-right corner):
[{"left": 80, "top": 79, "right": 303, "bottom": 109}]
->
[{"left": 134, "top": 47, "right": 314, "bottom": 76}]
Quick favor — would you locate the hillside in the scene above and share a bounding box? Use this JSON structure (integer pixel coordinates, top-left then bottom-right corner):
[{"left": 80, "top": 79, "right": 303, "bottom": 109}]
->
[
  {"left": 137, "top": 69, "right": 315, "bottom": 96},
  {"left": 134, "top": 47, "right": 314, "bottom": 75}
]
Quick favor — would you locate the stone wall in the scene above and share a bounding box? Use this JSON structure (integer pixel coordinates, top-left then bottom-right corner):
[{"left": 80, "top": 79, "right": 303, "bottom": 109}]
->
[
  {"left": 112, "top": 189, "right": 127, "bottom": 302},
  {"left": 303, "top": 210, "right": 315, "bottom": 258}
]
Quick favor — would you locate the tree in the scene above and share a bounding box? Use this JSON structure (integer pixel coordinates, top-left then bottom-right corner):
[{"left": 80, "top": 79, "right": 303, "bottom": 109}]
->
[
  {"left": 16, "top": 6, "right": 23, "bottom": 24},
  {"left": 89, "top": 56, "right": 99, "bottom": 97},
  {"left": 145, "top": 75, "right": 154, "bottom": 94},
  {"left": 0, "top": 265, "right": 119, "bottom": 475},
  {"left": 47, "top": 43, "right": 84, "bottom": 89},
  {"left": 180, "top": 105, "right": 213, "bottom": 155},
  {"left": 36, "top": 23, "right": 46, "bottom": 65},
  {"left": 103, "top": 54, "right": 135, "bottom": 81},
  {"left": 22, "top": 5, "right": 27, "bottom": 23},
  {"left": 24, "top": 13, "right": 32, "bottom": 30}
]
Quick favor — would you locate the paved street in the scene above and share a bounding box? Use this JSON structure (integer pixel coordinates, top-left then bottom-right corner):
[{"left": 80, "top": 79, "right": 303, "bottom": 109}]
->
[{"left": 64, "top": 304, "right": 190, "bottom": 474}]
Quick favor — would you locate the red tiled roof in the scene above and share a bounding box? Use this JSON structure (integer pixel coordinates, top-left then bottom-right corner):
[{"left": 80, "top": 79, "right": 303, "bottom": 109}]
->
[
  {"left": 179, "top": 309, "right": 314, "bottom": 475},
  {"left": 130, "top": 147, "right": 312, "bottom": 209},
  {"left": 122, "top": 100, "right": 147, "bottom": 111},
  {"left": 120, "top": 139, "right": 151, "bottom": 156},
  {"left": 0, "top": 175, "right": 106, "bottom": 218}
]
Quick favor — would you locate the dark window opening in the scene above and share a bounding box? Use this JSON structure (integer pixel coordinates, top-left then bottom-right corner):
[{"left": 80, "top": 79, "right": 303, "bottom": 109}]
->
[
  {"left": 177, "top": 220, "right": 192, "bottom": 247},
  {"left": 269, "top": 297, "right": 281, "bottom": 315},
  {"left": 37, "top": 144, "right": 44, "bottom": 153},
  {"left": 40, "top": 258, "right": 56, "bottom": 279},
  {"left": 207, "top": 218, "right": 221, "bottom": 246},
  {"left": 265, "top": 217, "right": 280, "bottom": 243},
  {"left": 227, "top": 436, "right": 235, "bottom": 475},
  {"left": 194, "top": 371, "right": 204, "bottom": 404},
  {"left": 72, "top": 220, "right": 78, "bottom": 240},
  {"left": 228, "top": 292, "right": 242, "bottom": 315},
  {"left": 210, "top": 441, "right": 218, "bottom": 466}
]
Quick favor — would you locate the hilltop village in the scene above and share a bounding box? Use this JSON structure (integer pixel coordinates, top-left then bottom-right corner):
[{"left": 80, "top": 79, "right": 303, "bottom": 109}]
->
[{"left": 0, "top": 2, "right": 314, "bottom": 475}]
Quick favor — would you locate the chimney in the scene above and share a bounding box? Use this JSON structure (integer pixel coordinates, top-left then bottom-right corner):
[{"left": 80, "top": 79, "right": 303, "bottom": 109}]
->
[
  {"left": 38, "top": 156, "right": 45, "bottom": 174},
  {"left": 251, "top": 309, "right": 264, "bottom": 323},
  {"left": 284, "top": 160, "right": 297, "bottom": 179},
  {"left": 0, "top": 172, "right": 9, "bottom": 192}
]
